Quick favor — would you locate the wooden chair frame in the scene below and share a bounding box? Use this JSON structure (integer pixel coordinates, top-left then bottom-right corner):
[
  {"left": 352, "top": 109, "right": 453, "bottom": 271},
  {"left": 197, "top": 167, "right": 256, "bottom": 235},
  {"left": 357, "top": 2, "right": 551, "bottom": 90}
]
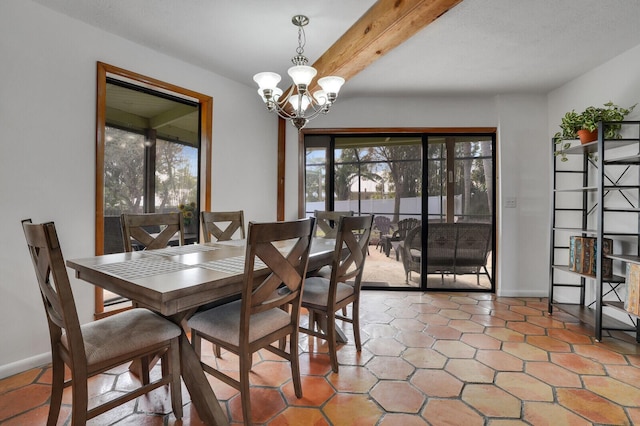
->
[
  {"left": 188, "top": 218, "right": 315, "bottom": 424},
  {"left": 120, "top": 212, "right": 184, "bottom": 251},
  {"left": 201, "top": 210, "right": 245, "bottom": 242},
  {"left": 314, "top": 210, "right": 354, "bottom": 239},
  {"left": 21, "top": 219, "right": 183, "bottom": 425},
  {"left": 299, "top": 215, "right": 373, "bottom": 372}
]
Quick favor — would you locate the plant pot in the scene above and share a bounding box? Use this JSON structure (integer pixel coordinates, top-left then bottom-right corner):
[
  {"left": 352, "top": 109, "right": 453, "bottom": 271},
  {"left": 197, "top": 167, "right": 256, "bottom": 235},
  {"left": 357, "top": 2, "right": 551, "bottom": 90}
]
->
[{"left": 578, "top": 129, "right": 598, "bottom": 144}]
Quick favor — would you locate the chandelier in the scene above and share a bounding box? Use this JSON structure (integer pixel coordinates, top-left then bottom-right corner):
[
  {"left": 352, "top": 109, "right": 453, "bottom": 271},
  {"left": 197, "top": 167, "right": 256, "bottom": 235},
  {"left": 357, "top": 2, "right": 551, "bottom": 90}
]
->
[{"left": 253, "top": 15, "right": 345, "bottom": 130}]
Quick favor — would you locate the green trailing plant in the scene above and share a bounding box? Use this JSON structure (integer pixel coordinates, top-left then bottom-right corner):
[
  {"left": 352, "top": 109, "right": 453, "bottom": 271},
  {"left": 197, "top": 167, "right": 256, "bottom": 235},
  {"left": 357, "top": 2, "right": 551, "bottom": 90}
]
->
[{"left": 553, "top": 101, "right": 636, "bottom": 161}]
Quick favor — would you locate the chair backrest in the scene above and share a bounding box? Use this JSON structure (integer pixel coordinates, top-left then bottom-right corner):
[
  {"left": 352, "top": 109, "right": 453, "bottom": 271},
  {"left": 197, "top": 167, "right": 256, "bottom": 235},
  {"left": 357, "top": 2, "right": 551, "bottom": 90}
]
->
[
  {"left": 240, "top": 218, "right": 315, "bottom": 335},
  {"left": 373, "top": 216, "right": 392, "bottom": 235},
  {"left": 402, "top": 225, "right": 422, "bottom": 272},
  {"left": 314, "top": 210, "right": 354, "bottom": 238},
  {"left": 21, "top": 220, "right": 86, "bottom": 365},
  {"left": 455, "top": 223, "right": 492, "bottom": 265},
  {"left": 393, "top": 218, "right": 420, "bottom": 239},
  {"left": 104, "top": 215, "right": 124, "bottom": 254},
  {"left": 425, "top": 223, "right": 457, "bottom": 266},
  {"left": 120, "top": 212, "right": 184, "bottom": 251},
  {"left": 201, "top": 210, "right": 245, "bottom": 243},
  {"left": 328, "top": 215, "right": 374, "bottom": 297}
]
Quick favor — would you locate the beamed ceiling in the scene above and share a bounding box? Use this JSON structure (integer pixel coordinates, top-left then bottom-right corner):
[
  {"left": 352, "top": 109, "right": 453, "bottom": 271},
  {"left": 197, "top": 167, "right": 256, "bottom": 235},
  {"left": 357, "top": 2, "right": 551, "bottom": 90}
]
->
[{"left": 35, "top": 0, "right": 640, "bottom": 97}]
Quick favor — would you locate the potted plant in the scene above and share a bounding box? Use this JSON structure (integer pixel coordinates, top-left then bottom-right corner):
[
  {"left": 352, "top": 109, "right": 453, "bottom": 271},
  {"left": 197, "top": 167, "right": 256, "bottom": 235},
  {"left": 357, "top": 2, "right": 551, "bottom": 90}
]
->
[
  {"left": 554, "top": 101, "right": 636, "bottom": 161},
  {"left": 178, "top": 201, "right": 197, "bottom": 232}
]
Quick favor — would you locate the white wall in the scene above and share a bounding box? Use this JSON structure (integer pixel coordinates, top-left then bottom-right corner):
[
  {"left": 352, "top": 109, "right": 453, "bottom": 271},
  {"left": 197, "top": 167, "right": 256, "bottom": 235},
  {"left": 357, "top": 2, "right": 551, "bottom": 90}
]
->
[
  {"left": 547, "top": 43, "right": 640, "bottom": 305},
  {"left": 5, "top": 0, "right": 640, "bottom": 380},
  {"left": 0, "top": 0, "right": 277, "bottom": 377},
  {"left": 285, "top": 94, "right": 550, "bottom": 297}
]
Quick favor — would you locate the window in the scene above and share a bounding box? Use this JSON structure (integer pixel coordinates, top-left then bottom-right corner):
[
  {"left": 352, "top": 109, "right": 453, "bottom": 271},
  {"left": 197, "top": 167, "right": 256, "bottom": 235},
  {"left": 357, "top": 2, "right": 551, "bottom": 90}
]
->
[{"left": 95, "top": 62, "right": 212, "bottom": 317}]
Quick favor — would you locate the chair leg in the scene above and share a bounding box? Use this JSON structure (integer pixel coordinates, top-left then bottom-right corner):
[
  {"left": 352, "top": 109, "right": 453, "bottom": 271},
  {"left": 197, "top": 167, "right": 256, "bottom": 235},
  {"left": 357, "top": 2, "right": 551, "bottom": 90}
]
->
[
  {"left": 71, "top": 369, "right": 89, "bottom": 426},
  {"left": 308, "top": 309, "right": 317, "bottom": 331},
  {"left": 290, "top": 329, "right": 303, "bottom": 398},
  {"left": 140, "top": 355, "right": 151, "bottom": 385},
  {"left": 160, "top": 348, "right": 169, "bottom": 378},
  {"left": 327, "top": 311, "right": 339, "bottom": 373},
  {"left": 352, "top": 302, "right": 362, "bottom": 352},
  {"left": 169, "top": 338, "right": 183, "bottom": 420},
  {"left": 214, "top": 344, "right": 221, "bottom": 358},
  {"left": 239, "top": 352, "right": 252, "bottom": 425},
  {"left": 278, "top": 335, "right": 287, "bottom": 351},
  {"left": 47, "top": 354, "right": 65, "bottom": 426},
  {"left": 192, "top": 331, "right": 201, "bottom": 357}
]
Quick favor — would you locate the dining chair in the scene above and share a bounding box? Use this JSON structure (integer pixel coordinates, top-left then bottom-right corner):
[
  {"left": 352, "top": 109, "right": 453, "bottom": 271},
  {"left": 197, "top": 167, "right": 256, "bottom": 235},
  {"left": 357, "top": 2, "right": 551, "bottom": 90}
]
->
[
  {"left": 21, "top": 219, "right": 183, "bottom": 425},
  {"left": 188, "top": 217, "right": 315, "bottom": 425},
  {"left": 201, "top": 210, "right": 245, "bottom": 242},
  {"left": 313, "top": 210, "right": 354, "bottom": 239},
  {"left": 299, "top": 214, "right": 373, "bottom": 373},
  {"left": 199, "top": 210, "right": 247, "bottom": 356},
  {"left": 120, "top": 212, "right": 184, "bottom": 251}
]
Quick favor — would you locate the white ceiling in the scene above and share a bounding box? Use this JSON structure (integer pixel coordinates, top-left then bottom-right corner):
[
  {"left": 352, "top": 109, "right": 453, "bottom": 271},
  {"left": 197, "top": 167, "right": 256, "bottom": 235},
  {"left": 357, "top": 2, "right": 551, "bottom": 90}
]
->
[{"left": 33, "top": 0, "right": 640, "bottom": 98}]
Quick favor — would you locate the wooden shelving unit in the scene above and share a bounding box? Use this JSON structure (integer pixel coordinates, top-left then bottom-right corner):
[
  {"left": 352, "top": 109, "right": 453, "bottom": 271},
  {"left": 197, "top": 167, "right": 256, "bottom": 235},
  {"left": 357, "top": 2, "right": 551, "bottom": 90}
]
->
[{"left": 549, "top": 121, "right": 640, "bottom": 342}]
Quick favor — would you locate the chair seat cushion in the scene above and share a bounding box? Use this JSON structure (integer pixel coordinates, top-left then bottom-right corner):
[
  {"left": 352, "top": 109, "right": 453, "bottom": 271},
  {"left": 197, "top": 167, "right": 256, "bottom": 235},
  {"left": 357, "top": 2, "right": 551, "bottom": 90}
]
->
[
  {"left": 302, "top": 276, "right": 354, "bottom": 307},
  {"left": 62, "top": 308, "right": 182, "bottom": 367},
  {"left": 187, "top": 300, "right": 290, "bottom": 345}
]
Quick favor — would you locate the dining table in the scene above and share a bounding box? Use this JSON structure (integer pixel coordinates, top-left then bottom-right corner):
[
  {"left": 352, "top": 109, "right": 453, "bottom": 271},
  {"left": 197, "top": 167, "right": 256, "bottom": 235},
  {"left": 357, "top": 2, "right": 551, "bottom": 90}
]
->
[{"left": 66, "top": 237, "right": 336, "bottom": 426}]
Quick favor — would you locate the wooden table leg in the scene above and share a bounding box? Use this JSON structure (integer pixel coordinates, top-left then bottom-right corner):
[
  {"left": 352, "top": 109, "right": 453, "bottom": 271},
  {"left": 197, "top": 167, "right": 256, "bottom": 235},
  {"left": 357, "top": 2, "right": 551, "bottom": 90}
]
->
[
  {"left": 315, "top": 314, "right": 348, "bottom": 344},
  {"left": 178, "top": 332, "right": 229, "bottom": 425}
]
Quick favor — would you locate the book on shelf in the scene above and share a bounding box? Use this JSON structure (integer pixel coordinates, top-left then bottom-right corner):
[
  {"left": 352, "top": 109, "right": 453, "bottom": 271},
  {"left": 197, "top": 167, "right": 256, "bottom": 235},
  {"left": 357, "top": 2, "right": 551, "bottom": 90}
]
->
[
  {"left": 625, "top": 263, "right": 640, "bottom": 316},
  {"left": 568, "top": 236, "right": 612, "bottom": 278}
]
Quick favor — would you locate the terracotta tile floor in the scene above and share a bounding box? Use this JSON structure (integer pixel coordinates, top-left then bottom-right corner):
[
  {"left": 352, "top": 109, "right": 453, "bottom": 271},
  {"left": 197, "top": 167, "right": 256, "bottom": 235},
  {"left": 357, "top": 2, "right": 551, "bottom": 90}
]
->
[{"left": 2, "top": 291, "right": 640, "bottom": 425}]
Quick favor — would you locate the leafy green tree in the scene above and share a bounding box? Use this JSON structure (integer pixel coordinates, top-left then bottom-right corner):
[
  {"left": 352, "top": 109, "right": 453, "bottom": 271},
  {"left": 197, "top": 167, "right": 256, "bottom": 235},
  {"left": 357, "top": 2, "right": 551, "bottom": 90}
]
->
[
  {"left": 334, "top": 148, "right": 382, "bottom": 201},
  {"left": 371, "top": 144, "right": 421, "bottom": 222},
  {"left": 104, "top": 127, "right": 198, "bottom": 215},
  {"left": 104, "top": 127, "right": 145, "bottom": 214}
]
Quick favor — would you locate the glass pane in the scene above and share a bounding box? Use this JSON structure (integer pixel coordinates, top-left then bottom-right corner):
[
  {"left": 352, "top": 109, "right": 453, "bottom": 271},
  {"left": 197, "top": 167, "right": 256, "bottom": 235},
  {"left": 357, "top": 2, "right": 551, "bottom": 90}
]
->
[
  {"left": 155, "top": 138, "right": 199, "bottom": 232},
  {"left": 454, "top": 139, "right": 492, "bottom": 223},
  {"left": 426, "top": 141, "right": 446, "bottom": 222},
  {"left": 305, "top": 147, "right": 327, "bottom": 215},
  {"left": 104, "top": 127, "right": 146, "bottom": 215},
  {"left": 334, "top": 147, "right": 362, "bottom": 206},
  {"left": 334, "top": 137, "right": 423, "bottom": 288}
]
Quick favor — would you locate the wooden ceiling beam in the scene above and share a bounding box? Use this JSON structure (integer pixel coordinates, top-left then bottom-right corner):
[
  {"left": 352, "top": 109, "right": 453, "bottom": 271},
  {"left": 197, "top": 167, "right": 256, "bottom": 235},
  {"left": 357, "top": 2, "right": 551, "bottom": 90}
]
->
[{"left": 309, "top": 0, "right": 463, "bottom": 91}]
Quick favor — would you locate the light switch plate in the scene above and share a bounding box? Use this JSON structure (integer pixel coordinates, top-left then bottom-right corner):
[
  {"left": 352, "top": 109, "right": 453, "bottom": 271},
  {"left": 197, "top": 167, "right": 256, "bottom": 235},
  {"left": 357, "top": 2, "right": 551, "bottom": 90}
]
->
[{"left": 504, "top": 197, "right": 517, "bottom": 208}]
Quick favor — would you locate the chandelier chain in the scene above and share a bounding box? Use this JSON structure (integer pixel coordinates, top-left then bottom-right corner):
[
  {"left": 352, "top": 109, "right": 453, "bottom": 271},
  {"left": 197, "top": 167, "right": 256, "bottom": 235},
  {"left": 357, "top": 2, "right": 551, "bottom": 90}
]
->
[{"left": 296, "top": 24, "right": 306, "bottom": 56}]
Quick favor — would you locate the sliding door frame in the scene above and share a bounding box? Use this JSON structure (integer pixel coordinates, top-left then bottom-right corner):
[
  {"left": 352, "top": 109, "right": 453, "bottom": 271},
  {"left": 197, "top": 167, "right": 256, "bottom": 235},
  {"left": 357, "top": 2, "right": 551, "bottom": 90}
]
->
[{"left": 300, "top": 127, "right": 497, "bottom": 292}]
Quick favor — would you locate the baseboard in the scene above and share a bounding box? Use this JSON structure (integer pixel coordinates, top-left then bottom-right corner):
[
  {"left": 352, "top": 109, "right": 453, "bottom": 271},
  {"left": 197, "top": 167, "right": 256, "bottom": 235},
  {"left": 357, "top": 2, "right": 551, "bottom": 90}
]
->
[
  {"left": 496, "top": 288, "right": 549, "bottom": 298},
  {"left": 0, "top": 352, "right": 51, "bottom": 380}
]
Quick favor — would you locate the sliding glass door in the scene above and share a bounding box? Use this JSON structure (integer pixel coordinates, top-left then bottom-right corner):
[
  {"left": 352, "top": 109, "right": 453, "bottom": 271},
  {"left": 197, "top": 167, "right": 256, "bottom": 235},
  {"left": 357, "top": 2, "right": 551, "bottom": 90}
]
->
[
  {"left": 425, "top": 136, "right": 494, "bottom": 290},
  {"left": 303, "top": 131, "right": 495, "bottom": 292}
]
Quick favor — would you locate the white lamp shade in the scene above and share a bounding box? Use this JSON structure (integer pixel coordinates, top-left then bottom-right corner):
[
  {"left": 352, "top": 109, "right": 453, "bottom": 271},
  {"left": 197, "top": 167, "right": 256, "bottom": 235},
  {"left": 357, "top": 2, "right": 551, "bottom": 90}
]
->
[
  {"left": 257, "top": 88, "right": 282, "bottom": 102},
  {"left": 318, "top": 76, "right": 345, "bottom": 94},
  {"left": 288, "top": 94, "right": 311, "bottom": 111},
  {"left": 313, "top": 90, "right": 328, "bottom": 106},
  {"left": 288, "top": 65, "right": 317, "bottom": 86},
  {"left": 253, "top": 72, "right": 281, "bottom": 91}
]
